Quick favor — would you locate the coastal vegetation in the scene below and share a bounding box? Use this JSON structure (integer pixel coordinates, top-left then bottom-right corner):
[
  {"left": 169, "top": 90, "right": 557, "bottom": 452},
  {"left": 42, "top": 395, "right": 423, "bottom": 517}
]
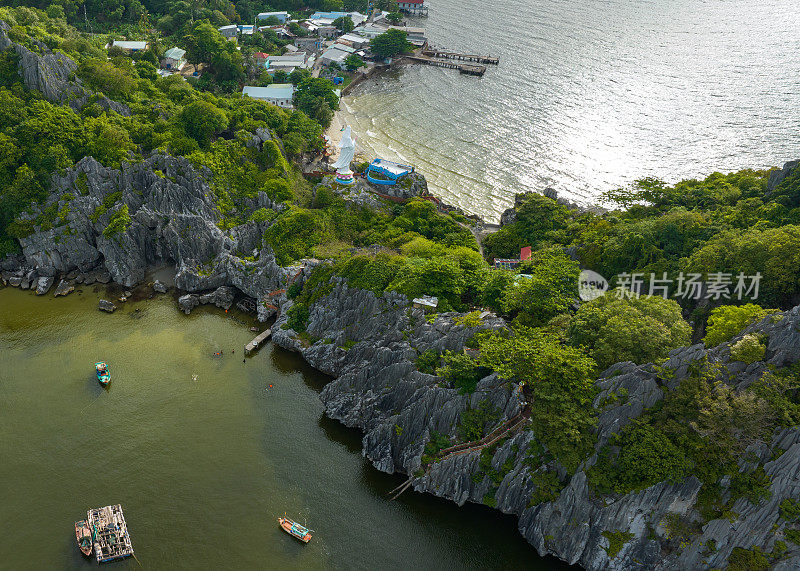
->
[{"left": 2, "top": 6, "right": 800, "bottom": 568}]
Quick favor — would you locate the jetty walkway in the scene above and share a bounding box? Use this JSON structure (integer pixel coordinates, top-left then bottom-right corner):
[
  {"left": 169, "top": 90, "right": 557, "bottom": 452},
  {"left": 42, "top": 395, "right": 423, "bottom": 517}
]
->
[
  {"left": 408, "top": 55, "right": 487, "bottom": 76},
  {"left": 245, "top": 328, "right": 272, "bottom": 355},
  {"left": 421, "top": 50, "right": 499, "bottom": 65}
]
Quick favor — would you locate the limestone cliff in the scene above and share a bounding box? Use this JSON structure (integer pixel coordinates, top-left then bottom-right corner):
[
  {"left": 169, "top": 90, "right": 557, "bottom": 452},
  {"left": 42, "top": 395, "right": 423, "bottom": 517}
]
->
[
  {"left": 0, "top": 20, "right": 130, "bottom": 116},
  {"left": 273, "top": 278, "right": 800, "bottom": 570}
]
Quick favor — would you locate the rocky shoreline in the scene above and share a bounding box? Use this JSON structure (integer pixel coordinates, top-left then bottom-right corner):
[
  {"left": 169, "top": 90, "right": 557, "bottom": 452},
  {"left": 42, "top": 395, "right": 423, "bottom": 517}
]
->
[
  {"left": 2, "top": 85, "right": 800, "bottom": 567},
  {"left": 3, "top": 155, "right": 800, "bottom": 570}
]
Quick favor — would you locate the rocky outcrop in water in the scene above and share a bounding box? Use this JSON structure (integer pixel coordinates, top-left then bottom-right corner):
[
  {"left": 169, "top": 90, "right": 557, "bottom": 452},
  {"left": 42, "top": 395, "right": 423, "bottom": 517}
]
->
[
  {"left": 8, "top": 154, "right": 289, "bottom": 309},
  {"left": 0, "top": 20, "right": 130, "bottom": 116},
  {"left": 273, "top": 278, "right": 800, "bottom": 570}
]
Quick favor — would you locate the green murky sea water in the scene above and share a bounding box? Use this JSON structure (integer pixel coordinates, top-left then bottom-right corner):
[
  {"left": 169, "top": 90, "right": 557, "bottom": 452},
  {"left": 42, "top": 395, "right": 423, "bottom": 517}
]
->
[{"left": 0, "top": 286, "right": 562, "bottom": 569}]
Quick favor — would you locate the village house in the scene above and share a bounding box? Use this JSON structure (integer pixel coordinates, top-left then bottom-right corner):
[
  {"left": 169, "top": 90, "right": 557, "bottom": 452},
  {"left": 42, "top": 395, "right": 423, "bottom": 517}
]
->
[
  {"left": 108, "top": 40, "right": 148, "bottom": 53},
  {"left": 252, "top": 52, "right": 269, "bottom": 68},
  {"left": 320, "top": 45, "right": 352, "bottom": 67},
  {"left": 266, "top": 53, "right": 311, "bottom": 74},
  {"left": 218, "top": 24, "right": 238, "bottom": 41},
  {"left": 493, "top": 247, "right": 532, "bottom": 270},
  {"left": 336, "top": 33, "right": 370, "bottom": 50},
  {"left": 238, "top": 24, "right": 254, "bottom": 36},
  {"left": 267, "top": 25, "right": 296, "bottom": 39},
  {"left": 256, "top": 11, "right": 290, "bottom": 24},
  {"left": 316, "top": 25, "right": 339, "bottom": 39},
  {"left": 162, "top": 46, "right": 186, "bottom": 70},
  {"left": 298, "top": 21, "right": 319, "bottom": 35},
  {"left": 396, "top": 0, "right": 428, "bottom": 16},
  {"left": 242, "top": 84, "right": 296, "bottom": 108},
  {"left": 388, "top": 25, "right": 427, "bottom": 46},
  {"left": 353, "top": 25, "right": 388, "bottom": 39},
  {"left": 294, "top": 36, "right": 323, "bottom": 51}
]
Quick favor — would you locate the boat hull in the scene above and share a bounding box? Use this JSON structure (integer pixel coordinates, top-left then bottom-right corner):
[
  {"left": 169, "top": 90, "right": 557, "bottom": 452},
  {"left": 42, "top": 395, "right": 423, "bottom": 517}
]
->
[
  {"left": 75, "top": 520, "right": 92, "bottom": 557},
  {"left": 278, "top": 517, "right": 312, "bottom": 543},
  {"left": 95, "top": 362, "right": 110, "bottom": 386}
]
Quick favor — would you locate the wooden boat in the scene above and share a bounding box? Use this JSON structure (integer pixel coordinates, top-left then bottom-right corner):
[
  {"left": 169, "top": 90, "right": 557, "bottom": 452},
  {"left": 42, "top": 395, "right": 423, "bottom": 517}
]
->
[
  {"left": 278, "top": 516, "right": 313, "bottom": 543},
  {"left": 95, "top": 362, "right": 110, "bottom": 386},
  {"left": 74, "top": 520, "right": 92, "bottom": 557}
]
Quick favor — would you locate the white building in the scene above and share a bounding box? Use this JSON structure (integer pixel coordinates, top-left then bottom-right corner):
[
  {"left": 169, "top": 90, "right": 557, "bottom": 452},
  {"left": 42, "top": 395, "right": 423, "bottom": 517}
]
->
[
  {"left": 354, "top": 25, "right": 388, "bottom": 39},
  {"left": 218, "top": 25, "right": 238, "bottom": 40},
  {"left": 242, "top": 84, "right": 296, "bottom": 108},
  {"left": 336, "top": 33, "right": 370, "bottom": 49},
  {"left": 397, "top": 0, "right": 428, "bottom": 16},
  {"left": 256, "top": 11, "right": 291, "bottom": 23},
  {"left": 109, "top": 40, "right": 148, "bottom": 52},
  {"left": 267, "top": 54, "right": 309, "bottom": 71},
  {"left": 163, "top": 47, "right": 186, "bottom": 70},
  {"left": 320, "top": 46, "right": 351, "bottom": 67}
]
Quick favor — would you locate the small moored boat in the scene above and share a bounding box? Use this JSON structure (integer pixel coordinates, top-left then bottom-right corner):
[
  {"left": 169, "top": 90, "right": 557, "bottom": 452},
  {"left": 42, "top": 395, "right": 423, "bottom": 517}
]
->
[
  {"left": 95, "top": 362, "right": 110, "bottom": 386},
  {"left": 75, "top": 520, "right": 92, "bottom": 557},
  {"left": 278, "top": 515, "right": 313, "bottom": 543}
]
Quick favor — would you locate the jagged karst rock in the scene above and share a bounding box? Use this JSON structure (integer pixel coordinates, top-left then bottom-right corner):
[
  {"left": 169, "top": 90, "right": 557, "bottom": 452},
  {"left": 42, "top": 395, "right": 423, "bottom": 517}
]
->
[
  {"left": 178, "top": 294, "right": 200, "bottom": 314},
  {"left": 35, "top": 276, "right": 54, "bottom": 295},
  {"left": 199, "top": 285, "right": 235, "bottom": 310},
  {"left": 178, "top": 286, "right": 237, "bottom": 314},
  {"left": 0, "top": 20, "right": 130, "bottom": 116},
  {"left": 766, "top": 158, "right": 800, "bottom": 193},
  {"left": 152, "top": 280, "right": 167, "bottom": 293},
  {"left": 98, "top": 299, "right": 116, "bottom": 313},
  {"left": 17, "top": 154, "right": 252, "bottom": 288},
  {"left": 273, "top": 278, "right": 800, "bottom": 570},
  {"left": 53, "top": 279, "right": 74, "bottom": 297}
]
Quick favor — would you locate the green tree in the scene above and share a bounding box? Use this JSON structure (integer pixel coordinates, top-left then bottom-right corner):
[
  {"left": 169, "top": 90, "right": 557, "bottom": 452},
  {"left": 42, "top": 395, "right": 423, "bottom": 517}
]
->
[
  {"left": 183, "top": 21, "right": 227, "bottom": 64},
  {"left": 567, "top": 293, "right": 691, "bottom": 370},
  {"left": 501, "top": 247, "right": 579, "bottom": 327},
  {"left": 370, "top": 28, "right": 412, "bottom": 59},
  {"left": 386, "top": 11, "right": 403, "bottom": 24},
  {"left": 704, "top": 304, "right": 772, "bottom": 347},
  {"left": 332, "top": 15, "right": 354, "bottom": 33},
  {"left": 479, "top": 327, "right": 598, "bottom": 470},
  {"left": 180, "top": 100, "right": 228, "bottom": 146},
  {"left": 344, "top": 54, "right": 364, "bottom": 71},
  {"left": 293, "top": 77, "right": 338, "bottom": 128}
]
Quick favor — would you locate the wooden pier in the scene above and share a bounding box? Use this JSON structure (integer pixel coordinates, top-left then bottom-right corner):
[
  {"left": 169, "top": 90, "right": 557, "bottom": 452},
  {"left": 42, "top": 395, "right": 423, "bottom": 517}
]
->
[
  {"left": 408, "top": 56, "right": 487, "bottom": 77},
  {"left": 87, "top": 505, "right": 134, "bottom": 563},
  {"left": 421, "top": 50, "right": 499, "bottom": 65},
  {"left": 245, "top": 328, "right": 272, "bottom": 355}
]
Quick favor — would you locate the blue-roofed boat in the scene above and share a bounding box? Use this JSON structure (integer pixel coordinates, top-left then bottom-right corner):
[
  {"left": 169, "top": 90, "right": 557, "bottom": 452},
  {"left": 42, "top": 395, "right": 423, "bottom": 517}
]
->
[{"left": 278, "top": 515, "right": 313, "bottom": 543}]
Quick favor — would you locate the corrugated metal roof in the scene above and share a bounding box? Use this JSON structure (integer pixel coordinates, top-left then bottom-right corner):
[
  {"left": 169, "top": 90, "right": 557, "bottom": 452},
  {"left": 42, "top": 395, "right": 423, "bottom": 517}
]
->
[
  {"left": 242, "top": 84, "right": 295, "bottom": 101},
  {"left": 164, "top": 47, "right": 186, "bottom": 59},
  {"left": 112, "top": 40, "right": 148, "bottom": 50}
]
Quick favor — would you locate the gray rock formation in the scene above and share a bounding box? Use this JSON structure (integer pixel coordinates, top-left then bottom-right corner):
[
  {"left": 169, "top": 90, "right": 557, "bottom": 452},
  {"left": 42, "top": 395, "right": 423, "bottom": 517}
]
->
[
  {"left": 17, "top": 153, "right": 288, "bottom": 302},
  {"left": 98, "top": 299, "right": 116, "bottom": 313},
  {"left": 35, "top": 276, "right": 53, "bottom": 295},
  {"left": 0, "top": 20, "right": 130, "bottom": 116},
  {"left": 53, "top": 279, "right": 74, "bottom": 297},
  {"left": 767, "top": 159, "right": 800, "bottom": 193},
  {"left": 274, "top": 277, "right": 800, "bottom": 570},
  {"left": 178, "top": 285, "right": 237, "bottom": 314},
  {"left": 152, "top": 280, "right": 167, "bottom": 293},
  {"left": 178, "top": 294, "right": 200, "bottom": 315}
]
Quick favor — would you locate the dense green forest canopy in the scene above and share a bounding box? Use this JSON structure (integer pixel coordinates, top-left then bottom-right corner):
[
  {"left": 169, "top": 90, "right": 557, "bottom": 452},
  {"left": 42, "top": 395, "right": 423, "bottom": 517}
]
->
[{"left": 6, "top": 0, "right": 398, "bottom": 27}]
